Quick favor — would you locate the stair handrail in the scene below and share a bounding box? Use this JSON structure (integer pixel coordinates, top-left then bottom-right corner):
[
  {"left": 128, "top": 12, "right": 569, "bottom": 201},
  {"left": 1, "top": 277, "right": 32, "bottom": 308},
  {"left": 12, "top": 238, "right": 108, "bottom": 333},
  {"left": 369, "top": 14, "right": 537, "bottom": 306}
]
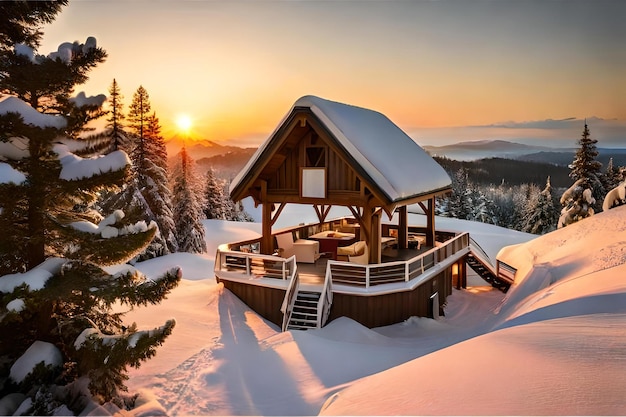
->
[
  {"left": 280, "top": 262, "right": 300, "bottom": 332},
  {"left": 468, "top": 236, "right": 495, "bottom": 274},
  {"left": 317, "top": 266, "right": 334, "bottom": 328}
]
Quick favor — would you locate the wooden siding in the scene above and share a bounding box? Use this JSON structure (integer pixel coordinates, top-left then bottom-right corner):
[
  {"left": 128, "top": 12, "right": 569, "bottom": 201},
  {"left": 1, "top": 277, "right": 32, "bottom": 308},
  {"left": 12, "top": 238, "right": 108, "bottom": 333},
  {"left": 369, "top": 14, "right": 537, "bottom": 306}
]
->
[
  {"left": 328, "top": 268, "right": 453, "bottom": 328},
  {"left": 220, "top": 280, "right": 286, "bottom": 327},
  {"left": 262, "top": 115, "right": 365, "bottom": 202}
]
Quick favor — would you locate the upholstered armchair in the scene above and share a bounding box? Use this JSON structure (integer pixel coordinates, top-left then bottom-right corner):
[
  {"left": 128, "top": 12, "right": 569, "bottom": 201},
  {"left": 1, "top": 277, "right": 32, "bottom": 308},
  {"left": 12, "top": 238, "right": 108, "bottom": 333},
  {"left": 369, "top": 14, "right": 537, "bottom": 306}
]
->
[
  {"left": 336, "top": 240, "right": 369, "bottom": 265},
  {"left": 275, "top": 232, "right": 320, "bottom": 263}
]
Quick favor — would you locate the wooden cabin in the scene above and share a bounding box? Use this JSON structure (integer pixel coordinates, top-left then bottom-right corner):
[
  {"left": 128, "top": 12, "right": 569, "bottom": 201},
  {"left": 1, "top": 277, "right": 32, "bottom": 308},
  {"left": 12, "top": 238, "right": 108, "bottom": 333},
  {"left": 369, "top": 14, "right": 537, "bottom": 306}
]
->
[{"left": 215, "top": 96, "right": 470, "bottom": 330}]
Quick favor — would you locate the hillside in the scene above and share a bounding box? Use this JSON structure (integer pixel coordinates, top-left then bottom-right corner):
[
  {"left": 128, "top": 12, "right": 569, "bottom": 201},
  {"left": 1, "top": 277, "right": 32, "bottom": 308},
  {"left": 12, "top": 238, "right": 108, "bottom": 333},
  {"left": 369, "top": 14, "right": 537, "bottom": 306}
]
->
[
  {"left": 434, "top": 156, "right": 571, "bottom": 187},
  {"left": 426, "top": 139, "right": 626, "bottom": 167},
  {"left": 320, "top": 205, "right": 626, "bottom": 415}
]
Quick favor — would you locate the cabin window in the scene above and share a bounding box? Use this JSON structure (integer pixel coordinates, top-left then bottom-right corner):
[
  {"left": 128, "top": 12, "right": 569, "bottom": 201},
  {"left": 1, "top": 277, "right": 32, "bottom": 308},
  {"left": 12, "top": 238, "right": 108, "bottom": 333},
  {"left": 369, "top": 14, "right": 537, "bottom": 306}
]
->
[
  {"left": 305, "top": 147, "right": 326, "bottom": 167},
  {"left": 301, "top": 167, "right": 326, "bottom": 198}
]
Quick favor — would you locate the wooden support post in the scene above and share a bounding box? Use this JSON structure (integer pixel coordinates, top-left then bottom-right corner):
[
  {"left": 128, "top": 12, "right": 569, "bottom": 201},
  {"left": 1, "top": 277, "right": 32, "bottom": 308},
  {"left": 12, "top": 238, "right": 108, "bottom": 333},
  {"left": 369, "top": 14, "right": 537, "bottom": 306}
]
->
[
  {"left": 261, "top": 202, "right": 273, "bottom": 254},
  {"left": 426, "top": 197, "right": 435, "bottom": 247},
  {"left": 371, "top": 209, "right": 382, "bottom": 264},
  {"left": 398, "top": 206, "right": 408, "bottom": 250}
]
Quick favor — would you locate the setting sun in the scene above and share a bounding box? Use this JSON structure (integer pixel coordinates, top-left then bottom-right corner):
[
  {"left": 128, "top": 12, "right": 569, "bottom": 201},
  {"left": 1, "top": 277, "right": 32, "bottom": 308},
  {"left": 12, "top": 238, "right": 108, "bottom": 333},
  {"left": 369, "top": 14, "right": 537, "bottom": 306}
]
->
[{"left": 176, "top": 114, "right": 193, "bottom": 134}]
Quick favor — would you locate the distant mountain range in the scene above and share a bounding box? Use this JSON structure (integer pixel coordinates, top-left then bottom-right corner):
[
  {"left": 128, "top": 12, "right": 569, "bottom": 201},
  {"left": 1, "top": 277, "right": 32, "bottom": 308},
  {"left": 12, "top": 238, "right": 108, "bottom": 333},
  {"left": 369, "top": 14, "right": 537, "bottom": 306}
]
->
[
  {"left": 166, "top": 138, "right": 626, "bottom": 182},
  {"left": 165, "top": 136, "right": 254, "bottom": 160},
  {"left": 424, "top": 140, "right": 626, "bottom": 167},
  {"left": 166, "top": 136, "right": 256, "bottom": 180}
]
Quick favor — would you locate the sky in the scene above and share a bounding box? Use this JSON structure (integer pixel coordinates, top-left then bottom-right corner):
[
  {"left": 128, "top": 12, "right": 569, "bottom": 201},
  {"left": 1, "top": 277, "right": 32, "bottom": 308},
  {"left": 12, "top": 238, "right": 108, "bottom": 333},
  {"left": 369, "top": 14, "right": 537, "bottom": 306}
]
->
[{"left": 38, "top": 0, "right": 626, "bottom": 148}]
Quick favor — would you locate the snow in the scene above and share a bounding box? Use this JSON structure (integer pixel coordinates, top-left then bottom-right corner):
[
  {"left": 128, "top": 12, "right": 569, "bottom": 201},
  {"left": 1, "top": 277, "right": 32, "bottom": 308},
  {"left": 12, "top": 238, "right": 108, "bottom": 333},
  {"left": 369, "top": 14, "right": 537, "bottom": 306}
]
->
[
  {"left": 70, "top": 91, "right": 107, "bottom": 108},
  {"left": 231, "top": 96, "right": 451, "bottom": 204},
  {"left": 0, "top": 136, "right": 29, "bottom": 160},
  {"left": 3, "top": 203, "right": 623, "bottom": 414},
  {"left": 9, "top": 341, "right": 63, "bottom": 384},
  {"left": 6, "top": 299, "right": 25, "bottom": 313},
  {"left": 53, "top": 143, "right": 130, "bottom": 181},
  {"left": 0, "top": 162, "right": 26, "bottom": 185},
  {"left": 603, "top": 180, "right": 626, "bottom": 211},
  {"left": 14, "top": 43, "right": 35, "bottom": 62},
  {"left": 0, "top": 96, "right": 66, "bottom": 129},
  {"left": 70, "top": 210, "right": 145, "bottom": 239},
  {"left": 0, "top": 257, "right": 65, "bottom": 293},
  {"left": 99, "top": 204, "right": 626, "bottom": 415}
]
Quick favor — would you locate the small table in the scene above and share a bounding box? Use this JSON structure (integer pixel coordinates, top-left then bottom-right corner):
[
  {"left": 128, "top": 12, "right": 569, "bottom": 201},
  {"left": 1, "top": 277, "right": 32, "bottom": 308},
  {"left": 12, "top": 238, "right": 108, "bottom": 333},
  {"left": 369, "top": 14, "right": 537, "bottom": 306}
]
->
[{"left": 309, "top": 231, "right": 356, "bottom": 260}]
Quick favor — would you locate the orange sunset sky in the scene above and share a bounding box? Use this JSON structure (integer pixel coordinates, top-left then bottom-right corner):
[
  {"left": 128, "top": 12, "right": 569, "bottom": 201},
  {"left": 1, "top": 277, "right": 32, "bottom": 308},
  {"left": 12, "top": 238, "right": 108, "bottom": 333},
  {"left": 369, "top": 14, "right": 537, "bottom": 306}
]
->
[{"left": 39, "top": 0, "right": 626, "bottom": 148}]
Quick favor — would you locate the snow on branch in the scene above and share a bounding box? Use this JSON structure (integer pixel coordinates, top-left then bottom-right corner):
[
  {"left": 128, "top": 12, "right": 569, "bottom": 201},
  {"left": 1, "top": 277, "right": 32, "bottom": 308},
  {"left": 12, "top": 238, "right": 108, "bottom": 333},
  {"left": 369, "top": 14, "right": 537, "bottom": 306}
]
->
[
  {"left": 9, "top": 341, "right": 63, "bottom": 384},
  {"left": 70, "top": 210, "right": 157, "bottom": 239},
  {"left": 47, "top": 37, "right": 98, "bottom": 64},
  {"left": 0, "top": 162, "right": 26, "bottom": 185},
  {"left": 603, "top": 181, "right": 626, "bottom": 211},
  {"left": 0, "top": 137, "right": 29, "bottom": 160},
  {"left": 70, "top": 92, "right": 106, "bottom": 108},
  {"left": 0, "top": 258, "right": 66, "bottom": 293},
  {"left": 73, "top": 319, "right": 177, "bottom": 351},
  {"left": 0, "top": 96, "right": 66, "bottom": 129},
  {"left": 53, "top": 143, "right": 130, "bottom": 181}
]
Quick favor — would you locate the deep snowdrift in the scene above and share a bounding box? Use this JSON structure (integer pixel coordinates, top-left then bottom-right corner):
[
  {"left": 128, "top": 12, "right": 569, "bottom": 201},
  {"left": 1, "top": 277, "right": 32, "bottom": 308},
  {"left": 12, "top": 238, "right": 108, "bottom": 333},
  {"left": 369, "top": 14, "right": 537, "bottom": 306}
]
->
[{"left": 320, "top": 205, "right": 626, "bottom": 415}]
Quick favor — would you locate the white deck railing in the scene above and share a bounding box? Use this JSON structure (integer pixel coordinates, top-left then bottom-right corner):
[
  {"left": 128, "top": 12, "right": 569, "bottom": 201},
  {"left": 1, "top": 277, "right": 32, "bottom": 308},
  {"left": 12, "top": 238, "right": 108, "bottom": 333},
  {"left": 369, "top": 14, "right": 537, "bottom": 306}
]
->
[
  {"left": 328, "top": 232, "right": 469, "bottom": 288},
  {"left": 215, "top": 247, "right": 296, "bottom": 281}
]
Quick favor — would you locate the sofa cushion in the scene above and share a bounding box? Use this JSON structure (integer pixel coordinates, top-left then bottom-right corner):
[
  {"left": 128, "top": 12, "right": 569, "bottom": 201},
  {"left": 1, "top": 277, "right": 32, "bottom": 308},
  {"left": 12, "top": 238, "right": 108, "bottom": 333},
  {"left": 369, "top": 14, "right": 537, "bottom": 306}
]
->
[{"left": 337, "top": 240, "right": 366, "bottom": 256}]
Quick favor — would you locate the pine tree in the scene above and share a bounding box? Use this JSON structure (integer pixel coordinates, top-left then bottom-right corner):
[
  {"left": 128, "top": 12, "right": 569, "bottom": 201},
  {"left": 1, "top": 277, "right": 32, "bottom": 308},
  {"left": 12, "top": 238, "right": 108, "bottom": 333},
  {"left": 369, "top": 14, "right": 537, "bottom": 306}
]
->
[
  {"left": 0, "top": 7, "right": 179, "bottom": 410},
  {"left": 523, "top": 177, "right": 557, "bottom": 234},
  {"left": 106, "top": 78, "right": 127, "bottom": 151},
  {"left": 568, "top": 122, "right": 604, "bottom": 212},
  {"left": 106, "top": 88, "right": 178, "bottom": 259},
  {"left": 172, "top": 146, "right": 207, "bottom": 253},
  {"left": 603, "top": 157, "right": 623, "bottom": 192},
  {"left": 558, "top": 179, "right": 595, "bottom": 228},
  {"left": 204, "top": 168, "right": 226, "bottom": 219}
]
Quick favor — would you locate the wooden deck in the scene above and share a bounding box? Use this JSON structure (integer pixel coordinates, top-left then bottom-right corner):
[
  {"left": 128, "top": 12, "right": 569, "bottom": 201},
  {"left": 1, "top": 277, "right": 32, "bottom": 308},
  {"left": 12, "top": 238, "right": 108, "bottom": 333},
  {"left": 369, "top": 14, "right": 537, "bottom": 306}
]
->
[{"left": 295, "top": 244, "right": 434, "bottom": 285}]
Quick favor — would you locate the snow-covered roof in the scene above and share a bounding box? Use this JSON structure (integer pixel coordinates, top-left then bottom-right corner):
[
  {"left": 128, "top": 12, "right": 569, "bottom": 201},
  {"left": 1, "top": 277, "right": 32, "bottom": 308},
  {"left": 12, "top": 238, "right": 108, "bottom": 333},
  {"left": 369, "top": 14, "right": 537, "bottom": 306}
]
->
[{"left": 231, "top": 95, "right": 451, "bottom": 205}]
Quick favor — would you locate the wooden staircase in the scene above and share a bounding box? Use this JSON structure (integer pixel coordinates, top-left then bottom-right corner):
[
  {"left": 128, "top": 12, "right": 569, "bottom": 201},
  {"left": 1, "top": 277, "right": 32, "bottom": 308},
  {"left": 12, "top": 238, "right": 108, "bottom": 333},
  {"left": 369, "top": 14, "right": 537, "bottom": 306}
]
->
[
  {"left": 466, "top": 252, "right": 510, "bottom": 292},
  {"left": 286, "top": 290, "right": 321, "bottom": 330}
]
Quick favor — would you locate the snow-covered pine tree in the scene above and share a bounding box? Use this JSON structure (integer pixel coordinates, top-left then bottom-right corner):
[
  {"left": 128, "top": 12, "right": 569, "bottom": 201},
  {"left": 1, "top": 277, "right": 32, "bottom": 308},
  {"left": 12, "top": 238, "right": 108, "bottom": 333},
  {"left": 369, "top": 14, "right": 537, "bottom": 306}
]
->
[
  {"left": 0, "top": 6, "right": 179, "bottom": 411},
  {"left": 106, "top": 87, "right": 178, "bottom": 259},
  {"left": 602, "top": 179, "right": 626, "bottom": 211},
  {"left": 204, "top": 167, "right": 226, "bottom": 219},
  {"left": 558, "top": 178, "right": 596, "bottom": 228},
  {"left": 441, "top": 167, "right": 471, "bottom": 219},
  {"left": 172, "top": 146, "right": 207, "bottom": 253},
  {"left": 522, "top": 177, "right": 557, "bottom": 234},
  {"left": 568, "top": 122, "right": 604, "bottom": 212},
  {"left": 603, "top": 157, "right": 623, "bottom": 193}
]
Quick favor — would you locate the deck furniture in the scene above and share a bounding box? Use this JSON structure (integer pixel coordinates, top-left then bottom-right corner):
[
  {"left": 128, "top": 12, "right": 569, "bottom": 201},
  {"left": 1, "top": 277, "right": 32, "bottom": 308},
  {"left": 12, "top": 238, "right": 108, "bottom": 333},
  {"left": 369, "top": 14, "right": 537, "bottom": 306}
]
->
[
  {"left": 275, "top": 232, "right": 320, "bottom": 264},
  {"left": 309, "top": 231, "right": 356, "bottom": 259},
  {"left": 336, "top": 240, "right": 369, "bottom": 264}
]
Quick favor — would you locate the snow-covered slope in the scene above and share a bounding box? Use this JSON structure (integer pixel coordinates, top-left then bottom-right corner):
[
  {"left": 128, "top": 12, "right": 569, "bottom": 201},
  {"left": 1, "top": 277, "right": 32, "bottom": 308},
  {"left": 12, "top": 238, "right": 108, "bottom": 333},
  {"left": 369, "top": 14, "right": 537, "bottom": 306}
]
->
[{"left": 320, "top": 205, "right": 626, "bottom": 415}]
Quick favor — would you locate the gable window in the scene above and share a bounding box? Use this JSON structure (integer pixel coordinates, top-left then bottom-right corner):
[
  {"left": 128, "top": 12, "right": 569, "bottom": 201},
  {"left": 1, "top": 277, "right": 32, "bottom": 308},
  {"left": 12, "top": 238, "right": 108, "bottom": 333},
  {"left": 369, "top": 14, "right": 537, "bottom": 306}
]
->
[
  {"left": 301, "top": 137, "right": 327, "bottom": 198},
  {"left": 301, "top": 167, "right": 326, "bottom": 198}
]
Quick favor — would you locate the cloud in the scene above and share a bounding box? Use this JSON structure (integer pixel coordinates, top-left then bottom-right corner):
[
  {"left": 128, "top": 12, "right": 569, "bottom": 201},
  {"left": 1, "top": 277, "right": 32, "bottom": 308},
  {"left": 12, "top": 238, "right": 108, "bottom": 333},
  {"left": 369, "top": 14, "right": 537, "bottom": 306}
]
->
[
  {"left": 408, "top": 117, "right": 626, "bottom": 148},
  {"left": 475, "top": 117, "right": 614, "bottom": 130}
]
